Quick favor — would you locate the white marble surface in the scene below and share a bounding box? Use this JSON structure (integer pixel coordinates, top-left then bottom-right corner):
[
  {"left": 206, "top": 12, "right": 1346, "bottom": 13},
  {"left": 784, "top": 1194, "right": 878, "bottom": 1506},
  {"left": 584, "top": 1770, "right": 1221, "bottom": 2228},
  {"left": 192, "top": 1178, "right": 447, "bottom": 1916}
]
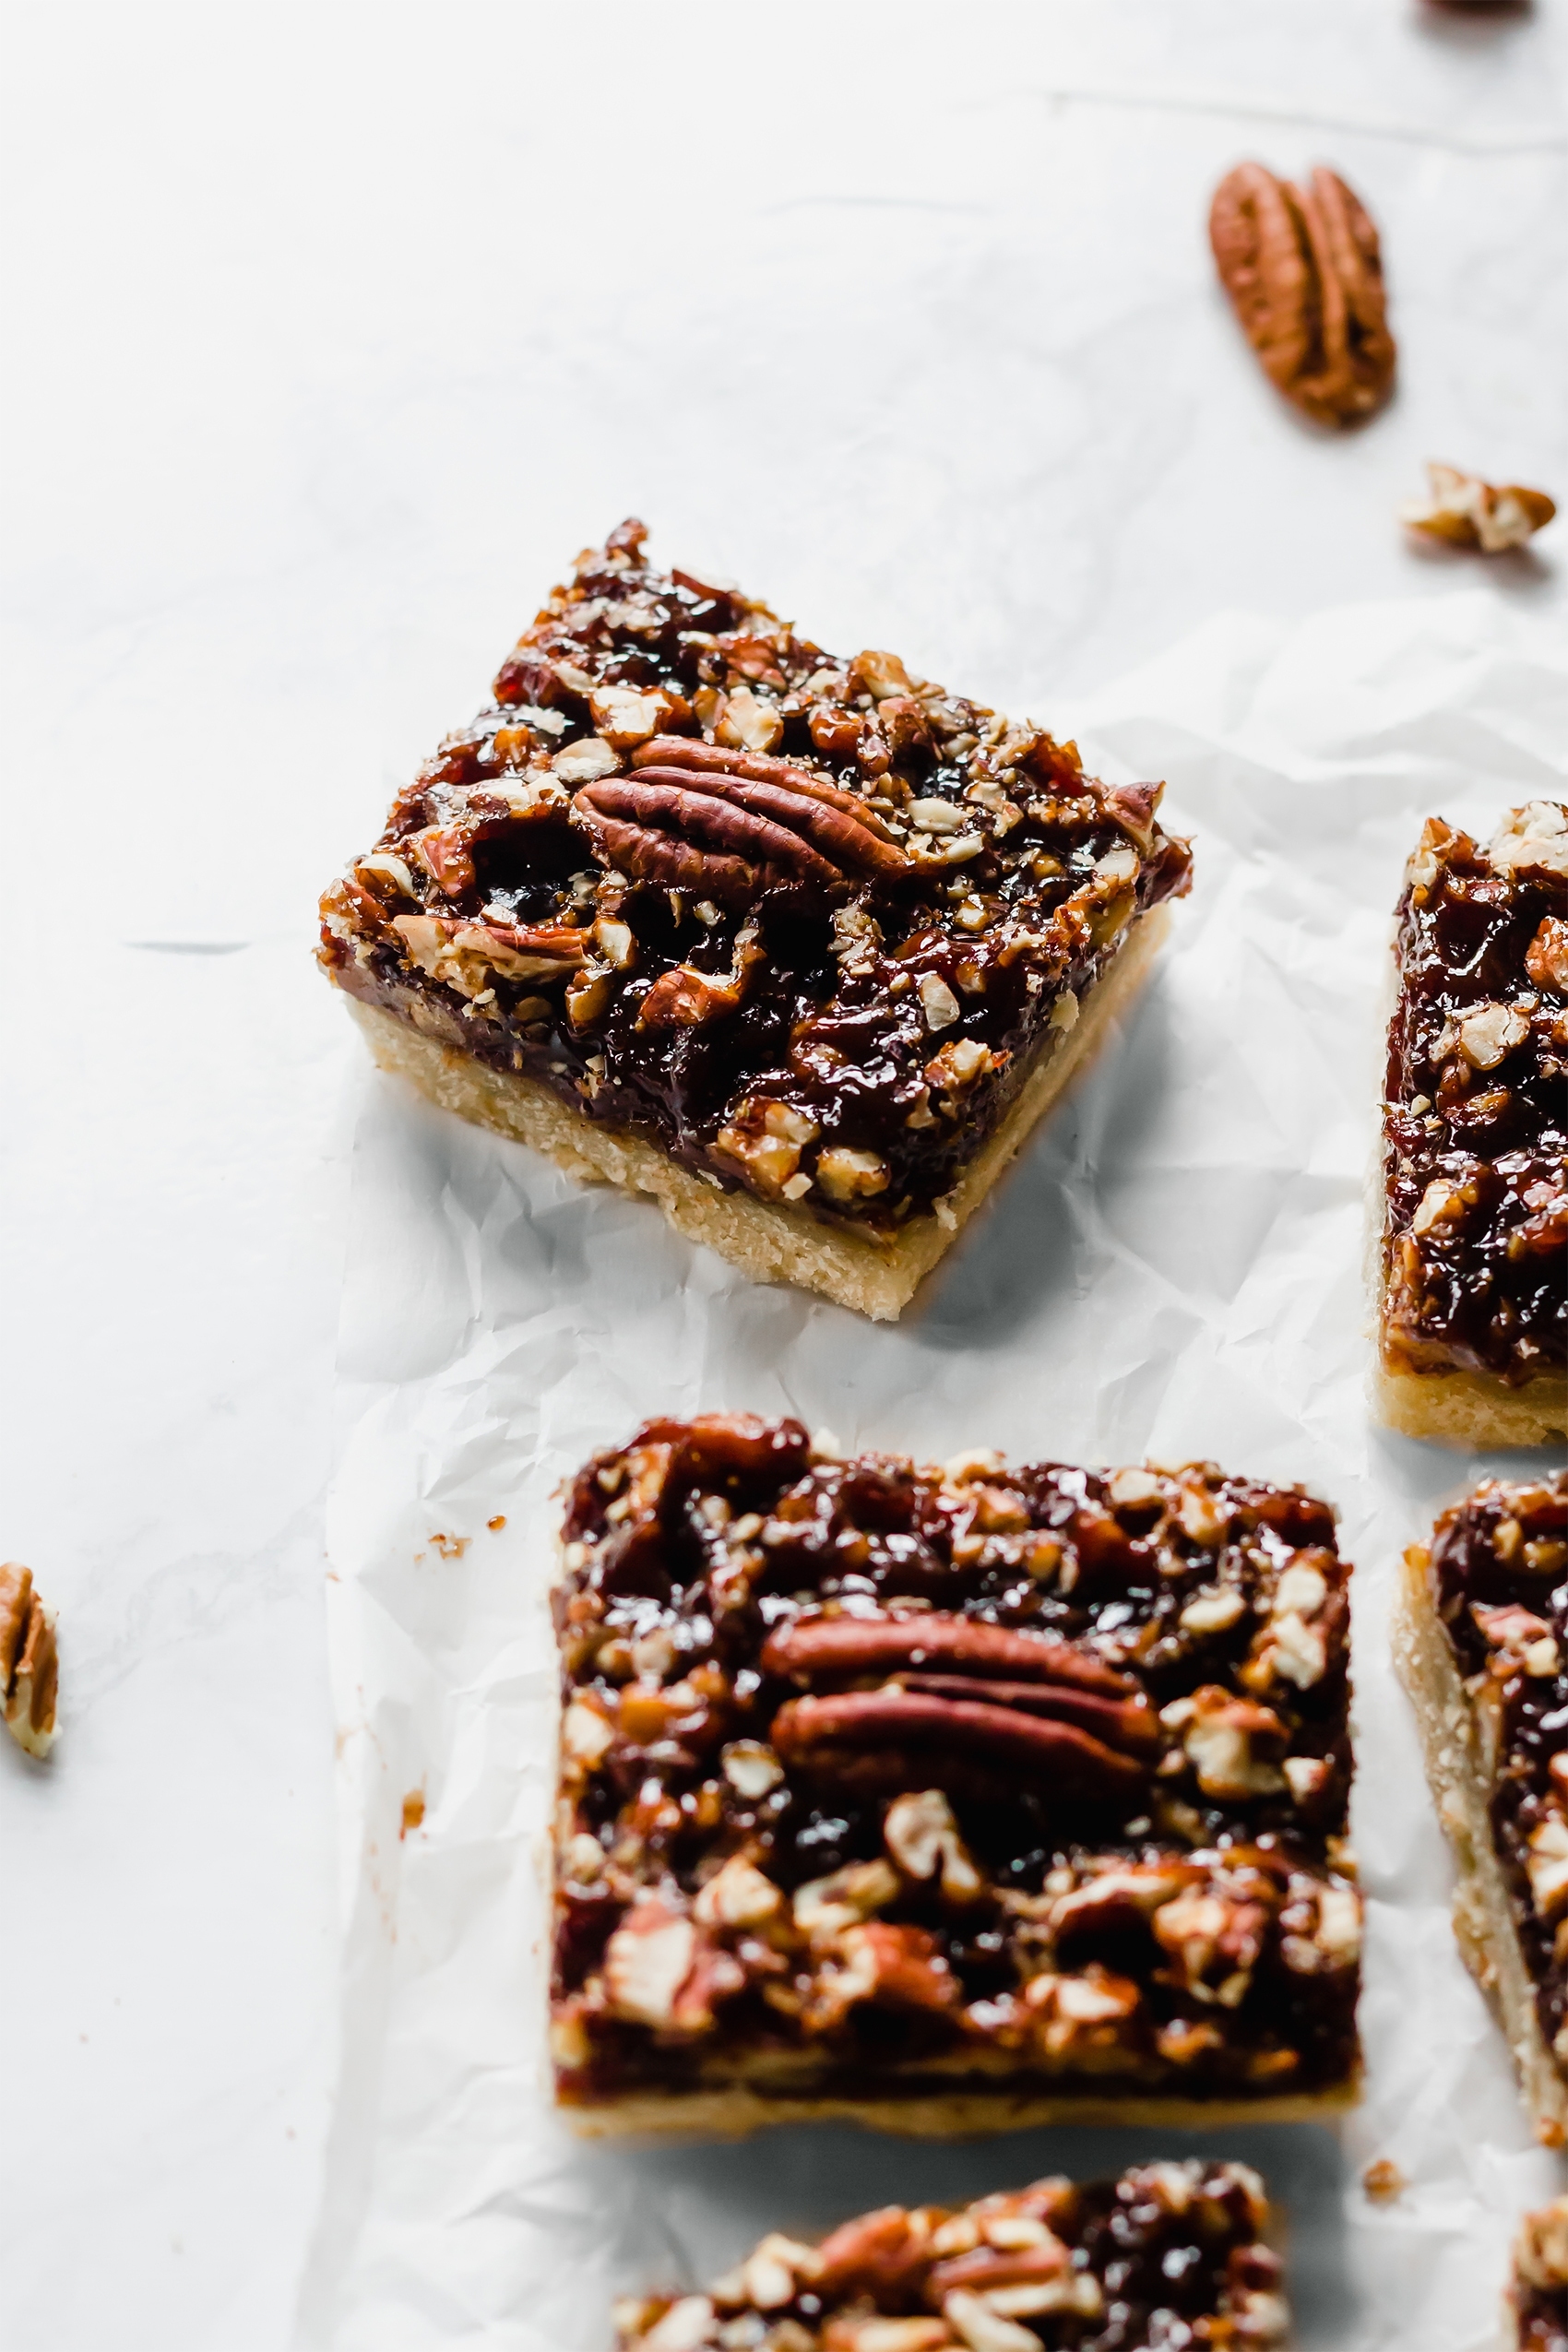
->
[{"left": 2, "top": 4, "right": 1564, "bottom": 2347}]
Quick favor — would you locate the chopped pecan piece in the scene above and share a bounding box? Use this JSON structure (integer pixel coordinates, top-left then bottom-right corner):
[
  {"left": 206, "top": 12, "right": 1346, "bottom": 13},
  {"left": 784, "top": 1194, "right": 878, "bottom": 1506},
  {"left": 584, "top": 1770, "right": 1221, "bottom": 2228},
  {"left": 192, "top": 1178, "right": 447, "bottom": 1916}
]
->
[
  {"left": 1401, "top": 462, "right": 1556, "bottom": 554},
  {"left": 0, "top": 1562, "right": 57, "bottom": 1758}
]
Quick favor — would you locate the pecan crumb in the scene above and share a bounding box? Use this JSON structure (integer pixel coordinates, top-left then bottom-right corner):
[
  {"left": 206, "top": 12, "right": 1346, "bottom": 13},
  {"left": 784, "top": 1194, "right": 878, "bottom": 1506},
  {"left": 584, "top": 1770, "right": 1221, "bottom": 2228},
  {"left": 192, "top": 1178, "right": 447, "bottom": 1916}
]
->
[
  {"left": 1360, "top": 2157, "right": 1406, "bottom": 2204},
  {"left": 1400, "top": 462, "right": 1556, "bottom": 554},
  {"left": 0, "top": 1561, "right": 58, "bottom": 1759}
]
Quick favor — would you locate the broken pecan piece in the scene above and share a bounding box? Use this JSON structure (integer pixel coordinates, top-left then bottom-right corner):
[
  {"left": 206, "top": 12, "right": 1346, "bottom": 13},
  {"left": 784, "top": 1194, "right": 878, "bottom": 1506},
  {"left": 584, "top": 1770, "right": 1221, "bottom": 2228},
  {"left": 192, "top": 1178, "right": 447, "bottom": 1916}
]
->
[
  {"left": 1400, "top": 461, "right": 1556, "bottom": 554},
  {"left": 1210, "top": 160, "right": 1396, "bottom": 425},
  {"left": 0, "top": 1561, "right": 57, "bottom": 1758}
]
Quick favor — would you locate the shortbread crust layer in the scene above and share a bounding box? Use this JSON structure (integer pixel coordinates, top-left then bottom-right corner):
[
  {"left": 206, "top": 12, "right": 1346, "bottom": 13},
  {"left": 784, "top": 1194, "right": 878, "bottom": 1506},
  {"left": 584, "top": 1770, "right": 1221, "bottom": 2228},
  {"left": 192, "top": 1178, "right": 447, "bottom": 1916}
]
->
[{"left": 339, "top": 904, "right": 1166, "bottom": 1321}]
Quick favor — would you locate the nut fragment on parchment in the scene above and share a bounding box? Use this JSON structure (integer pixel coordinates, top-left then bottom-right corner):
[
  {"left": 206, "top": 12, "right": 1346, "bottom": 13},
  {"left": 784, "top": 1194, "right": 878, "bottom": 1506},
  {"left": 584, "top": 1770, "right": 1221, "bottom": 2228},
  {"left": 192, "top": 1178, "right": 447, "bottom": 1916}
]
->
[
  {"left": 1400, "top": 462, "right": 1557, "bottom": 554},
  {"left": 0, "top": 1561, "right": 58, "bottom": 1758}
]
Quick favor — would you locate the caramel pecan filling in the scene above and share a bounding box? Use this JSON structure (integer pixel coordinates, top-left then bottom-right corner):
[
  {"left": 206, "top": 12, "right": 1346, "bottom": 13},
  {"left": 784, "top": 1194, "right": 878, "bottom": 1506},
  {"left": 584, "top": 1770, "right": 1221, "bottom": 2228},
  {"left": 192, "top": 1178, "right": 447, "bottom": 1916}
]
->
[
  {"left": 1382, "top": 803, "right": 1567, "bottom": 1385},
  {"left": 1418, "top": 1473, "right": 1568, "bottom": 2079},
  {"left": 613, "top": 2161, "right": 1287, "bottom": 2351},
  {"left": 1512, "top": 2194, "right": 1568, "bottom": 2352},
  {"left": 318, "top": 520, "right": 1192, "bottom": 1229},
  {"left": 551, "top": 1417, "right": 1360, "bottom": 2106}
]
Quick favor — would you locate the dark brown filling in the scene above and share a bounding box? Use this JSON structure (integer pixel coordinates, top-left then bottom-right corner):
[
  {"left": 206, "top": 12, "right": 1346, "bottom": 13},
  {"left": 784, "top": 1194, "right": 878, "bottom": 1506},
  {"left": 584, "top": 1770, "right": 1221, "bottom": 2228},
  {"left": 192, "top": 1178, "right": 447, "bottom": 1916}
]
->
[
  {"left": 619, "top": 2161, "right": 1285, "bottom": 2349},
  {"left": 1383, "top": 814, "right": 1567, "bottom": 1383},
  {"left": 552, "top": 1416, "right": 1360, "bottom": 2105},
  {"left": 1519, "top": 2295, "right": 1568, "bottom": 2352},
  {"left": 1428, "top": 1474, "right": 1568, "bottom": 2071},
  {"left": 320, "top": 521, "right": 1191, "bottom": 1228}
]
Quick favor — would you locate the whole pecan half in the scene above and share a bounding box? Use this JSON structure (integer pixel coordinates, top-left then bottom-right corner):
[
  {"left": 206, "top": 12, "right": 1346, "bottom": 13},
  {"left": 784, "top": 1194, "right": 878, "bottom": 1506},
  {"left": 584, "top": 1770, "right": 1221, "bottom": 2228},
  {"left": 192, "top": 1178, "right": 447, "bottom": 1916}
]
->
[
  {"left": 772, "top": 1688, "right": 1147, "bottom": 1800},
  {"left": 766, "top": 1611, "right": 1154, "bottom": 1803},
  {"left": 760, "top": 1612, "right": 1134, "bottom": 1697},
  {"left": 1210, "top": 160, "right": 1396, "bottom": 426},
  {"left": 895, "top": 1671, "right": 1158, "bottom": 1756},
  {"left": 572, "top": 737, "right": 909, "bottom": 911}
]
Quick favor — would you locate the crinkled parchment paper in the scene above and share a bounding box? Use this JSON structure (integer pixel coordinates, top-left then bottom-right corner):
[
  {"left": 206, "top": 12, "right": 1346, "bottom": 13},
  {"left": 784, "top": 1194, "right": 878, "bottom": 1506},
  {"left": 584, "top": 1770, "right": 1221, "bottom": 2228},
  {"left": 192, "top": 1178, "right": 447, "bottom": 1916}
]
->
[{"left": 299, "top": 591, "right": 1567, "bottom": 2352}]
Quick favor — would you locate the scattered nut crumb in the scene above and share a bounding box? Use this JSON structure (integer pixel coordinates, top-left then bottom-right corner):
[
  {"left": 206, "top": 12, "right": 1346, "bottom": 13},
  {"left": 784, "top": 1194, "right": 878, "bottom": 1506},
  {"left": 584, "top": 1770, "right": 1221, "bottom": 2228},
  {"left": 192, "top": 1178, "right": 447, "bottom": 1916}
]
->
[
  {"left": 429, "top": 1532, "right": 469, "bottom": 1561},
  {"left": 400, "top": 1790, "right": 426, "bottom": 1836},
  {"left": 0, "top": 1561, "right": 58, "bottom": 1758},
  {"left": 1361, "top": 2159, "right": 1405, "bottom": 2205},
  {"left": 1400, "top": 463, "right": 1556, "bottom": 554}
]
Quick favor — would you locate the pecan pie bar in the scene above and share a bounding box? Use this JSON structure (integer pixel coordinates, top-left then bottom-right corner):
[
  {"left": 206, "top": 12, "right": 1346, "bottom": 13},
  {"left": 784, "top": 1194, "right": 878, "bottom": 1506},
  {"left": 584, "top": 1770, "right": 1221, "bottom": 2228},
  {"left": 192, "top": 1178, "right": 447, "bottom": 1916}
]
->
[
  {"left": 1509, "top": 2196, "right": 1568, "bottom": 2352},
  {"left": 319, "top": 522, "right": 1191, "bottom": 1320},
  {"left": 1373, "top": 802, "right": 1568, "bottom": 1447},
  {"left": 551, "top": 1416, "right": 1360, "bottom": 2135},
  {"left": 612, "top": 2159, "right": 1287, "bottom": 2350},
  {"left": 1394, "top": 1473, "right": 1568, "bottom": 2146}
]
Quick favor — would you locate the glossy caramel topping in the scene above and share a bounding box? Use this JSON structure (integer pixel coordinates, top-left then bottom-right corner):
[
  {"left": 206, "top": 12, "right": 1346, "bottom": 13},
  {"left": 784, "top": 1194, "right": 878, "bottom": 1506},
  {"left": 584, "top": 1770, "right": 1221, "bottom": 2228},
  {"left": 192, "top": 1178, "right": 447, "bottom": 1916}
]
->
[
  {"left": 1382, "top": 806, "right": 1567, "bottom": 1384},
  {"left": 613, "top": 2160, "right": 1287, "bottom": 2349},
  {"left": 551, "top": 1416, "right": 1360, "bottom": 2109}
]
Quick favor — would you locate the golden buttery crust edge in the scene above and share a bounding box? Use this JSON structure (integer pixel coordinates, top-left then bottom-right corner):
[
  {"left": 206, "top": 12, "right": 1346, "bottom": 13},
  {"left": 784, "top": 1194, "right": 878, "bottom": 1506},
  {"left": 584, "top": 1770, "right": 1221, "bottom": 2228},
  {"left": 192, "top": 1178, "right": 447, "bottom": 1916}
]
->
[
  {"left": 339, "top": 901, "right": 1168, "bottom": 1321},
  {"left": 559, "top": 2073, "right": 1359, "bottom": 2144},
  {"left": 1392, "top": 1543, "right": 1568, "bottom": 2148},
  {"left": 1371, "top": 1346, "right": 1568, "bottom": 1451}
]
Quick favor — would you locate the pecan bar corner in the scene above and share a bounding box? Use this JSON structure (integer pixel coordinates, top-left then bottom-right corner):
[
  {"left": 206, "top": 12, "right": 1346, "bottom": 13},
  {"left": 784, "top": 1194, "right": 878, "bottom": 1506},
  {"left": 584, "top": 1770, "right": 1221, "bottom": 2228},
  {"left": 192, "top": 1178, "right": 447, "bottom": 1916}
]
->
[
  {"left": 318, "top": 522, "right": 1191, "bottom": 1320},
  {"left": 1373, "top": 802, "right": 1567, "bottom": 1447},
  {"left": 550, "top": 1415, "right": 1360, "bottom": 2136},
  {"left": 612, "top": 2159, "right": 1288, "bottom": 2351},
  {"left": 1394, "top": 1472, "right": 1568, "bottom": 2147},
  {"left": 1509, "top": 2194, "right": 1568, "bottom": 2352}
]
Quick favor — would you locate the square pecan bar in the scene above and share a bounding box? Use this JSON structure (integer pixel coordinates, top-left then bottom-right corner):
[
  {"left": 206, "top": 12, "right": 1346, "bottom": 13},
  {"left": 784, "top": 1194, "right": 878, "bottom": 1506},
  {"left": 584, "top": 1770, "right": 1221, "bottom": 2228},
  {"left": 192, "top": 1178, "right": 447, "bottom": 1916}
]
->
[
  {"left": 1395, "top": 1472, "right": 1568, "bottom": 2146},
  {"left": 551, "top": 1416, "right": 1360, "bottom": 2135},
  {"left": 1509, "top": 2196, "right": 1568, "bottom": 2352},
  {"left": 1374, "top": 802, "right": 1567, "bottom": 1447},
  {"left": 318, "top": 522, "right": 1191, "bottom": 1320},
  {"left": 612, "top": 2159, "right": 1287, "bottom": 2350}
]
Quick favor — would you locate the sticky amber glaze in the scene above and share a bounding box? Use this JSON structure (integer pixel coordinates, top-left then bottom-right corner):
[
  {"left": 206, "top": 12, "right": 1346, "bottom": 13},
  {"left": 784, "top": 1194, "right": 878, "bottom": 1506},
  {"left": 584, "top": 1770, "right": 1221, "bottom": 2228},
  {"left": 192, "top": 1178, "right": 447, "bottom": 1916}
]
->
[
  {"left": 1382, "top": 808, "right": 1567, "bottom": 1384},
  {"left": 1426, "top": 1474, "right": 1568, "bottom": 2073},
  {"left": 319, "top": 520, "right": 1191, "bottom": 1229},
  {"left": 615, "top": 2161, "right": 1287, "bottom": 2349},
  {"left": 552, "top": 1416, "right": 1360, "bottom": 2111}
]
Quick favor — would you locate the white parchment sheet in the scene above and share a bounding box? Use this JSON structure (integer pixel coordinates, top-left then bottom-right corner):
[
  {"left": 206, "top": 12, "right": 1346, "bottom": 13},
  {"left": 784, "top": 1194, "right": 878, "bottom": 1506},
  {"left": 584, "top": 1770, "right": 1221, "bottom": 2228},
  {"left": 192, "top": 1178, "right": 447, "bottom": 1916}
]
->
[{"left": 301, "top": 591, "right": 1567, "bottom": 2352}]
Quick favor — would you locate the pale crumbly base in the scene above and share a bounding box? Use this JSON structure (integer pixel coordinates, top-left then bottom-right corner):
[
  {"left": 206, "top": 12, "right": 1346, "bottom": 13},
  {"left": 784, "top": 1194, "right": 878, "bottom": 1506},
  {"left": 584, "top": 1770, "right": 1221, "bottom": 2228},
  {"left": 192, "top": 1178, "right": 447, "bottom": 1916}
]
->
[
  {"left": 560, "top": 2076, "right": 1359, "bottom": 2144},
  {"left": 1372, "top": 1352, "right": 1568, "bottom": 1452},
  {"left": 336, "top": 906, "right": 1169, "bottom": 1321},
  {"left": 1393, "top": 1545, "right": 1568, "bottom": 2149}
]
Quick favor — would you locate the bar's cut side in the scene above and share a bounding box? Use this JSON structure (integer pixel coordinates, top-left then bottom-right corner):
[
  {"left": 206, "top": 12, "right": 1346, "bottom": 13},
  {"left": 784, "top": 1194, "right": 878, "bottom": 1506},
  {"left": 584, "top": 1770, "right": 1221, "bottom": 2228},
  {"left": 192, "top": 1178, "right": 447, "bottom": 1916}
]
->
[
  {"left": 1374, "top": 802, "right": 1567, "bottom": 1446},
  {"left": 1509, "top": 2195, "right": 1568, "bottom": 2352},
  {"left": 318, "top": 521, "right": 1191, "bottom": 1320},
  {"left": 1394, "top": 1472, "right": 1568, "bottom": 2147},
  {"left": 612, "top": 2159, "right": 1288, "bottom": 2350},
  {"left": 551, "top": 1415, "right": 1360, "bottom": 2135}
]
